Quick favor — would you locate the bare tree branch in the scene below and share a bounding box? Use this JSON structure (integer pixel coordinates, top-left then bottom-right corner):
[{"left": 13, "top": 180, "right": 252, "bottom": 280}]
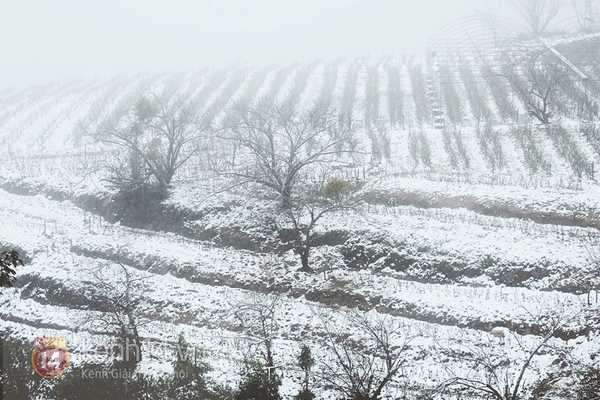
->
[
  {"left": 82, "top": 86, "right": 207, "bottom": 191},
  {"left": 509, "top": 0, "right": 564, "bottom": 36},
  {"left": 216, "top": 100, "right": 358, "bottom": 207}
]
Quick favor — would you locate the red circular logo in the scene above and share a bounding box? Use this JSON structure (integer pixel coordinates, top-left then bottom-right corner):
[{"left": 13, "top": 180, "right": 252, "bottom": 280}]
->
[{"left": 31, "top": 338, "right": 70, "bottom": 379}]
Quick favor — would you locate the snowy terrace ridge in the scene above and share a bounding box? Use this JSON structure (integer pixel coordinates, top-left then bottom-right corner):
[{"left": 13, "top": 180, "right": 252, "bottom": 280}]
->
[{"left": 1, "top": 176, "right": 599, "bottom": 294}]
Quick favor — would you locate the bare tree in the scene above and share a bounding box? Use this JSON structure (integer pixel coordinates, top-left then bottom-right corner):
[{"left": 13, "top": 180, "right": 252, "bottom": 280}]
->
[
  {"left": 509, "top": 0, "right": 564, "bottom": 36},
  {"left": 280, "top": 178, "right": 357, "bottom": 273},
  {"left": 572, "top": 0, "right": 600, "bottom": 32},
  {"left": 437, "top": 303, "right": 580, "bottom": 400},
  {"left": 84, "top": 87, "right": 206, "bottom": 191},
  {"left": 233, "top": 293, "right": 280, "bottom": 368},
  {"left": 500, "top": 47, "right": 570, "bottom": 124},
  {"left": 219, "top": 101, "right": 356, "bottom": 207},
  {"left": 232, "top": 294, "right": 283, "bottom": 400},
  {"left": 581, "top": 245, "right": 600, "bottom": 305},
  {"left": 82, "top": 260, "right": 148, "bottom": 367},
  {"left": 319, "top": 311, "right": 414, "bottom": 400}
]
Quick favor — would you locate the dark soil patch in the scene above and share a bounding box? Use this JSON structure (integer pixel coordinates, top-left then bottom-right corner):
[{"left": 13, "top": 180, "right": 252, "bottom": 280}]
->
[
  {"left": 66, "top": 245, "right": 588, "bottom": 341},
  {"left": 363, "top": 188, "right": 600, "bottom": 231}
]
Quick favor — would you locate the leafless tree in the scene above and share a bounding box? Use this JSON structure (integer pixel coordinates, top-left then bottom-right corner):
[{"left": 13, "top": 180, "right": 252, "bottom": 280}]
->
[
  {"left": 280, "top": 178, "right": 358, "bottom": 272},
  {"left": 581, "top": 245, "right": 600, "bottom": 305},
  {"left": 233, "top": 293, "right": 280, "bottom": 368},
  {"left": 500, "top": 47, "right": 570, "bottom": 124},
  {"left": 509, "top": 0, "right": 564, "bottom": 36},
  {"left": 218, "top": 101, "right": 356, "bottom": 207},
  {"left": 572, "top": 0, "right": 600, "bottom": 32},
  {"left": 436, "top": 302, "right": 580, "bottom": 400},
  {"left": 81, "top": 259, "right": 149, "bottom": 367},
  {"left": 318, "top": 311, "right": 415, "bottom": 400},
  {"left": 84, "top": 87, "right": 206, "bottom": 191}
]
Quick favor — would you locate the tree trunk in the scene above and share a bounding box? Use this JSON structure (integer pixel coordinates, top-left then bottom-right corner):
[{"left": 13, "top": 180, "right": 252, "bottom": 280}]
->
[
  {"left": 299, "top": 247, "right": 312, "bottom": 273},
  {"left": 266, "top": 338, "right": 274, "bottom": 367},
  {"left": 126, "top": 309, "right": 142, "bottom": 365},
  {"left": 281, "top": 183, "right": 293, "bottom": 207},
  {"left": 303, "top": 371, "right": 310, "bottom": 392},
  {"left": 164, "top": 171, "right": 174, "bottom": 185}
]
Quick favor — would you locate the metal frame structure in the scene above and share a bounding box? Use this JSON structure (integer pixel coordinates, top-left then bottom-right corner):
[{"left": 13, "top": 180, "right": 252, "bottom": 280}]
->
[
  {"left": 427, "top": 15, "right": 600, "bottom": 85},
  {"left": 427, "top": 16, "right": 531, "bottom": 84},
  {"left": 425, "top": 16, "right": 600, "bottom": 129}
]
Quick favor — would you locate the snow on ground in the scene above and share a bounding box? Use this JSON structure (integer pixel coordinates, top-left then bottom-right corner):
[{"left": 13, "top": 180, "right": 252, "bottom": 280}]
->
[
  {"left": 0, "top": 187, "right": 588, "bottom": 331},
  {"left": 2, "top": 57, "right": 600, "bottom": 398},
  {"left": 1, "top": 246, "right": 581, "bottom": 398}
]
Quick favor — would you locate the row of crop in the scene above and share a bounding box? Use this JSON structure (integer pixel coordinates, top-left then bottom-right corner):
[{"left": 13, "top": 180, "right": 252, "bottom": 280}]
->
[
  {"left": 1, "top": 86, "right": 78, "bottom": 133},
  {"left": 5, "top": 60, "right": 600, "bottom": 184},
  {"left": 475, "top": 121, "right": 506, "bottom": 172},
  {"left": 386, "top": 62, "right": 405, "bottom": 128},
  {"left": 407, "top": 64, "right": 430, "bottom": 127},
  {"left": 558, "top": 77, "right": 598, "bottom": 121},
  {"left": 546, "top": 124, "right": 594, "bottom": 179},
  {"left": 480, "top": 64, "right": 519, "bottom": 125},
  {"left": 222, "top": 67, "right": 272, "bottom": 130},
  {"left": 311, "top": 62, "right": 338, "bottom": 114},
  {"left": 475, "top": 64, "right": 595, "bottom": 179},
  {"left": 190, "top": 68, "right": 229, "bottom": 110},
  {"left": 440, "top": 127, "right": 470, "bottom": 169},
  {"left": 460, "top": 66, "right": 492, "bottom": 123},
  {"left": 433, "top": 67, "right": 474, "bottom": 170},
  {"left": 278, "top": 61, "right": 318, "bottom": 122},
  {"left": 510, "top": 125, "right": 552, "bottom": 174},
  {"left": 580, "top": 121, "right": 600, "bottom": 159},
  {"left": 262, "top": 64, "right": 296, "bottom": 107},
  {"left": 364, "top": 63, "right": 393, "bottom": 164},
  {"left": 367, "top": 120, "right": 391, "bottom": 165},
  {"left": 1, "top": 59, "right": 407, "bottom": 136},
  {"left": 0, "top": 79, "right": 87, "bottom": 127},
  {"left": 202, "top": 69, "right": 248, "bottom": 126},
  {"left": 242, "top": 67, "right": 272, "bottom": 106},
  {"left": 577, "top": 67, "right": 600, "bottom": 158},
  {"left": 495, "top": 65, "right": 595, "bottom": 179},
  {"left": 33, "top": 79, "right": 118, "bottom": 154},
  {"left": 364, "top": 63, "right": 380, "bottom": 131},
  {"left": 338, "top": 58, "right": 362, "bottom": 130},
  {"left": 5, "top": 75, "right": 149, "bottom": 155},
  {"left": 408, "top": 127, "right": 432, "bottom": 168},
  {"left": 439, "top": 67, "right": 464, "bottom": 126},
  {"left": 459, "top": 65, "right": 506, "bottom": 172},
  {"left": 405, "top": 63, "right": 434, "bottom": 168},
  {"left": 73, "top": 74, "right": 156, "bottom": 145}
]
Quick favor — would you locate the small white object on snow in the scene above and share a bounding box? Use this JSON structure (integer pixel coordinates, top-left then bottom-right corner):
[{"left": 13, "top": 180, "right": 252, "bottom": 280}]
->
[{"left": 490, "top": 327, "right": 509, "bottom": 338}]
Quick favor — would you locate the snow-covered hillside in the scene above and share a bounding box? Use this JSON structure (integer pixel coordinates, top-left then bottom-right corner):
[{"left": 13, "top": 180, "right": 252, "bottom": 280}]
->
[{"left": 2, "top": 55, "right": 600, "bottom": 399}]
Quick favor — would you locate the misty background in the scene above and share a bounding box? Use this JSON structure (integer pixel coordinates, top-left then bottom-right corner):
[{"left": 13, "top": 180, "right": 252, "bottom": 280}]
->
[{"left": 0, "top": 0, "right": 575, "bottom": 88}]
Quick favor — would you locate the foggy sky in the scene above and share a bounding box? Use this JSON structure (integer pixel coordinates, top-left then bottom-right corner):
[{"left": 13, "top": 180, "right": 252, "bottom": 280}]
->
[{"left": 0, "top": 0, "right": 568, "bottom": 88}]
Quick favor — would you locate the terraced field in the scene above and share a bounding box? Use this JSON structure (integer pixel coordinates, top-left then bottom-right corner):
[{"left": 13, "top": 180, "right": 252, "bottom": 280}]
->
[{"left": 2, "top": 55, "right": 600, "bottom": 399}]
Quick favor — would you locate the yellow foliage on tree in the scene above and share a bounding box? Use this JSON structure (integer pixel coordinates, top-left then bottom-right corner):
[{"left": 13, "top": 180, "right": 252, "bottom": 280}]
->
[
  {"left": 324, "top": 178, "right": 350, "bottom": 201},
  {"left": 146, "top": 137, "right": 161, "bottom": 160}
]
